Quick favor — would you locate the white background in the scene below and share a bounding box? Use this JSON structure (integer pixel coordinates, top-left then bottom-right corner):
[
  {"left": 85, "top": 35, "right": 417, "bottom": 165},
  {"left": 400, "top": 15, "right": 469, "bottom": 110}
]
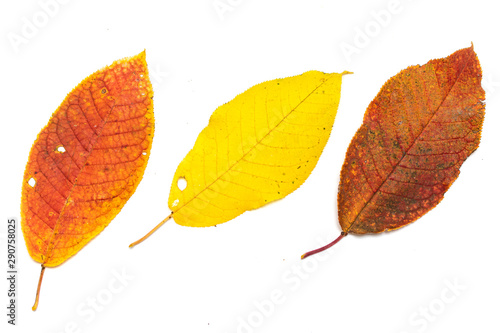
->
[{"left": 1, "top": 1, "right": 499, "bottom": 332}]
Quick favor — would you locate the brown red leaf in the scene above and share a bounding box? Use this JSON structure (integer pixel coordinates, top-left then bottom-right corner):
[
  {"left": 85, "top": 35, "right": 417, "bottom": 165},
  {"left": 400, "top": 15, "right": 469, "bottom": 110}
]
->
[
  {"left": 302, "top": 45, "right": 484, "bottom": 259},
  {"left": 21, "top": 51, "right": 154, "bottom": 309}
]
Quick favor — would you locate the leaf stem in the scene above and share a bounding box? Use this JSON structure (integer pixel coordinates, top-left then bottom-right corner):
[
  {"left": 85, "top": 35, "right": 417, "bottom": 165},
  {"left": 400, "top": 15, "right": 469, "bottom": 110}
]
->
[
  {"left": 301, "top": 232, "right": 347, "bottom": 260},
  {"left": 32, "top": 265, "right": 45, "bottom": 311},
  {"left": 129, "top": 213, "right": 173, "bottom": 248}
]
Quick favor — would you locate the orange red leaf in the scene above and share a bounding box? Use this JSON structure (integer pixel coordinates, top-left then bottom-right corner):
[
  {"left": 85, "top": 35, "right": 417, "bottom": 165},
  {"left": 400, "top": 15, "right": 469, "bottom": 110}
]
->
[
  {"left": 21, "top": 51, "right": 154, "bottom": 309},
  {"left": 302, "top": 45, "right": 484, "bottom": 259},
  {"left": 338, "top": 45, "right": 484, "bottom": 234}
]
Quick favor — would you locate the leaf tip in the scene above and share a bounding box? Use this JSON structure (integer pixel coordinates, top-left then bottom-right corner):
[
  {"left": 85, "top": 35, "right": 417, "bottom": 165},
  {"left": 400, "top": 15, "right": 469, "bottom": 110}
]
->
[
  {"left": 341, "top": 71, "right": 353, "bottom": 76},
  {"left": 130, "top": 50, "right": 148, "bottom": 66}
]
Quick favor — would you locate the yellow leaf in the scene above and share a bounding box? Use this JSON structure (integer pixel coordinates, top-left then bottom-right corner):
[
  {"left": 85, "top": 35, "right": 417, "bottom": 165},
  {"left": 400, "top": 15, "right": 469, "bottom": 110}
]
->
[
  {"left": 170, "top": 70, "right": 349, "bottom": 227},
  {"left": 130, "top": 70, "right": 349, "bottom": 246}
]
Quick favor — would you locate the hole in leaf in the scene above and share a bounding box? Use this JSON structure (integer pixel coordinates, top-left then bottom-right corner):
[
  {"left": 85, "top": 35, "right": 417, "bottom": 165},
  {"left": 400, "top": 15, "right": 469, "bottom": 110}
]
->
[
  {"left": 177, "top": 177, "right": 187, "bottom": 191},
  {"left": 28, "top": 178, "right": 36, "bottom": 187},
  {"left": 101, "top": 88, "right": 107, "bottom": 94},
  {"left": 56, "top": 145, "right": 66, "bottom": 153},
  {"left": 142, "top": 151, "right": 147, "bottom": 155}
]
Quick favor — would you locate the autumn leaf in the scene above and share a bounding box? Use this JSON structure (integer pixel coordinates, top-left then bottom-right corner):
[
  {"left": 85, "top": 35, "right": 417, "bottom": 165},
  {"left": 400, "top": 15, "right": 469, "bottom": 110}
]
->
[
  {"left": 302, "top": 45, "right": 485, "bottom": 259},
  {"left": 21, "top": 51, "right": 154, "bottom": 310},
  {"left": 131, "top": 70, "right": 350, "bottom": 246}
]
